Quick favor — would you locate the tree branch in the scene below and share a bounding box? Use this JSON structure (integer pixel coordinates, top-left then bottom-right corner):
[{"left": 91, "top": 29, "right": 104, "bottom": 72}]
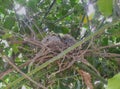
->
[{"left": 0, "top": 54, "right": 47, "bottom": 89}]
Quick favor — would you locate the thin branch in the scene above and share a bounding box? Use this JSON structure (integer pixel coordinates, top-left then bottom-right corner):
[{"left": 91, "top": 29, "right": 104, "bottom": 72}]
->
[
  {"left": 43, "top": 0, "right": 56, "bottom": 19},
  {"left": 11, "top": 0, "right": 21, "bottom": 32},
  {"left": 97, "top": 52, "right": 120, "bottom": 58},
  {"left": 88, "top": 43, "right": 120, "bottom": 52},
  {"left": 54, "top": 10, "right": 74, "bottom": 23},
  {"left": 75, "top": 63, "right": 107, "bottom": 84},
  {"left": 0, "top": 54, "right": 47, "bottom": 89},
  {"left": 79, "top": 38, "right": 100, "bottom": 75},
  {"left": 39, "top": 0, "right": 56, "bottom": 26},
  {"left": 22, "top": 20, "right": 36, "bottom": 39},
  {"left": 31, "top": 20, "right": 44, "bottom": 38},
  {"left": 0, "top": 48, "right": 49, "bottom": 79}
]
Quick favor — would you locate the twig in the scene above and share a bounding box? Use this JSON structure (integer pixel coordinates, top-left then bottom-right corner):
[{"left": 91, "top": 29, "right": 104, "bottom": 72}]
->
[
  {"left": 54, "top": 10, "right": 74, "bottom": 23},
  {"left": 31, "top": 20, "right": 44, "bottom": 38},
  {"left": 22, "top": 20, "right": 36, "bottom": 39},
  {"left": 39, "top": 0, "right": 56, "bottom": 26},
  {"left": 48, "top": 59, "right": 76, "bottom": 78},
  {"left": 79, "top": 38, "right": 100, "bottom": 75},
  {"left": 43, "top": 0, "right": 56, "bottom": 19},
  {"left": 87, "top": 43, "right": 120, "bottom": 53},
  {"left": 11, "top": 0, "right": 22, "bottom": 32},
  {"left": 24, "top": 37, "right": 43, "bottom": 47},
  {"left": 0, "top": 49, "right": 52, "bottom": 79},
  {"left": 75, "top": 63, "right": 107, "bottom": 84},
  {"left": 97, "top": 52, "right": 120, "bottom": 58},
  {"left": 1, "top": 54, "right": 47, "bottom": 89}
]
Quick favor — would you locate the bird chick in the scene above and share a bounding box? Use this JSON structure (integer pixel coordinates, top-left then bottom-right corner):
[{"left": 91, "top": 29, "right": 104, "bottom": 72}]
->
[
  {"left": 59, "top": 34, "right": 76, "bottom": 47},
  {"left": 41, "top": 34, "right": 61, "bottom": 45}
]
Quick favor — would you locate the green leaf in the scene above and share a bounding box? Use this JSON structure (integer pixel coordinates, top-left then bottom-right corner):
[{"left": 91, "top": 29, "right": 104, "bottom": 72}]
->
[
  {"left": 106, "top": 73, "right": 120, "bottom": 89},
  {"left": 97, "top": 0, "right": 113, "bottom": 17}
]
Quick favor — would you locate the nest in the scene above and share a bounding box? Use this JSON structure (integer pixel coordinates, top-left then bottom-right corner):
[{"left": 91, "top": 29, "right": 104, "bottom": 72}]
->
[
  {"left": 33, "top": 34, "right": 82, "bottom": 72},
  {"left": 0, "top": 34, "right": 99, "bottom": 82}
]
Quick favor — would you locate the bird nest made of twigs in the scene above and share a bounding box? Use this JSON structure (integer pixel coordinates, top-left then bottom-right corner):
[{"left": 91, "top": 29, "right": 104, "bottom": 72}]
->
[{"left": 32, "top": 34, "right": 82, "bottom": 70}]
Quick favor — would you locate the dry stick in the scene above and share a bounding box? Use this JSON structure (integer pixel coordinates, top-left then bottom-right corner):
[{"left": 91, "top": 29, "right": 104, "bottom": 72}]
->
[
  {"left": 86, "top": 44, "right": 120, "bottom": 58},
  {"left": 0, "top": 48, "right": 51, "bottom": 79},
  {"left": 88, "top": 43, "right": 120, "bottom": 52},
  {"left": 79, "top": 38, "right": 100, "bottom": 75},
  {"left": 32, "top": 20, "right": 44, "bottom": 38},
  {"left": 6, "top": 19, "right": 120, "bottom": 88},
  {"left": 1, "top": 55, "right": 47, "bottom": 89},
  {"left": 24, "top": 37, "right": 43, "bottom": 47},
  {"left": 22, "top": 20, "right": 36, "bottom": 39},
  {"left": 96, "top": 52, "right": 120, "bottom": 58},
  {"left": 48, "top": 59, "right": 76, "bottom": 78},
  {"left": 75, "top": 63, "right": 107, "bottom": 84}
]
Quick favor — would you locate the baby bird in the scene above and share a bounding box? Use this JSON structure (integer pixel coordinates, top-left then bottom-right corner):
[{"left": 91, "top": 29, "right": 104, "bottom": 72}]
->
[
  {"left": 41, "top": 34, "right": 76, "bottom": 51},
  {"left": 59, "top": 34, "right": 76, "bottom": 47}
]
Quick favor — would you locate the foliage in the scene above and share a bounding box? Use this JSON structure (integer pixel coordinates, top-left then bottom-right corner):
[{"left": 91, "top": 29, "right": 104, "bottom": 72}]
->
[
  {"left": 107, "top": 73, "right": 120, "bottom": 89},
  {"left": 0, "top": 0, "right": 120, "bottom": 89},
  {"left": 97, "top": 0, "right": 113, "bottom": 16}
]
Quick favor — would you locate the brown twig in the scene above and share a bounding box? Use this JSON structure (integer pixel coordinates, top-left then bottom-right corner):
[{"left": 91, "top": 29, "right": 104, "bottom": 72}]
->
[
  {"left": 0, "top": 49, "right": 54, "bottom": 79},
  {"left": 88, "top": 43, "right": 120, "bottom": 52},
  {"left": 1, "top": 54, "right": 47, "bottom": 89}
]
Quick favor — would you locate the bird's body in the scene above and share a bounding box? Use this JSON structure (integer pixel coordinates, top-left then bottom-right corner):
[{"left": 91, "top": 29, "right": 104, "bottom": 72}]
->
[{"left": 41, "top": 34, "right": 76, "bottom": 52}]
